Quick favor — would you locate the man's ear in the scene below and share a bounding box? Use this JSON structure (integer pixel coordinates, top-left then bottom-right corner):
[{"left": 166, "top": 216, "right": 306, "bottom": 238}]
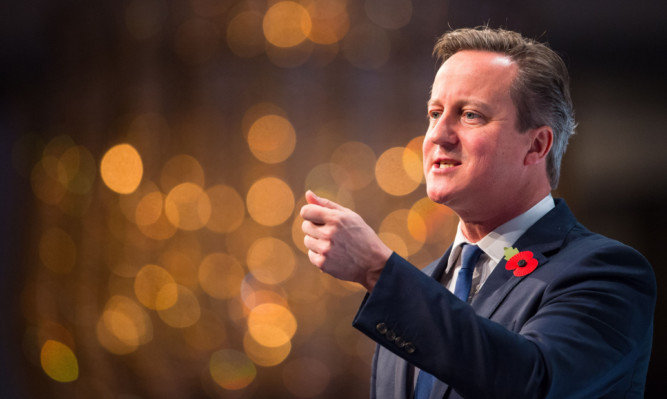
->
[{"left": 525, "top": 126, "right": 553, "bottom": 165}]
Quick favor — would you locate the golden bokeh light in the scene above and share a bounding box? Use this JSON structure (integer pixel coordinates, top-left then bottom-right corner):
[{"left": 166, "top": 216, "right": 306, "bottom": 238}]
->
[
  {"left": 375, "top": 147, "right": 421, "bottom": 196},
  {"left": 330, "top": 141, "right": 377, "bottom": 190},
  {"left": 242, "top": 102, "right": 287, "bottom": 138},
  {"left": 243, "top": 331, "right": 292, "bottom": 367},
  {"left": 205, "top": 184, "right": 245, "bottom": 233},
  {"left": 39, "top": 227, "right": 76, "bottom": 274},
  {"left": 408, "top": 197, "right": 458, "bottom": 244},
  {"left": 96, "top": 317, "right": 138, "bottom": 355},
  {"left": 198, "top": 252, "right": 245, "bottom": 300},
  {"left": 247, "top": 237, "right": 296, "bottom": 285},
  {"left": 117, "top": 180, "right": 159, "bottom": 224},
  {"left": 263, "top": 1, "right": 312, "bottom": 48},
  {"left": 164, "top": 182, "right": 212, "bottom": 231},
  {"left": 136, "top": 203, "right": 179, "bottom": 240},
  {"left": 134, "top": 190, "right": 164, "bottom": 226},
  {"left": 342, "top": 23, "right": 391, "bottom": 69},
  {"left": 100, "top": 144, "right": 144, "bottom": 194},
  {"left": 305, "top": 0, "right": 350, "bottom": 45},
  {"left": 247, "top": 303, "right": 297, "bottom": 348},
  {"left": 226, "top": 11, "right": 265, "bottom": 58},
  {"left": 134, "top": 264, "right": 178, "bottom": 310},
  {"left": 241, "top": 288, "right": 289, "bottom": 312},
  {"left": 209, "top": 349, "right": 257, "bottom": 390},
  {"left": 364, "top": 0, "right": 413, "bottom": 30},
  {"left": 282, "top": 357, "right": 331, "bottom": 398},
  {"left": 40, "top": 340, "right": 79, "bottom": 383},
  {"left": 380, "top": 209, "right": 424, "bottom": 256},
  {"left": 160, "top": 154, "right": 205, "bottom": 193},
  {"left": 158, "top": 285, "right": 201, "bottom": 328},
  {"left": 404, "top": 135, "right": 424, "bottom": 184},
  {"left": 246, "top": 177, "right": 295, "bottom": 226},
  {"left": 378, "top": 231, "right": 409, "bottom": 258},
  {"left": 102, "top": 295, "right": 153, "bottom": 347},
  {"left": 247, "top": 114, "right": 297, "bottom": 164}
]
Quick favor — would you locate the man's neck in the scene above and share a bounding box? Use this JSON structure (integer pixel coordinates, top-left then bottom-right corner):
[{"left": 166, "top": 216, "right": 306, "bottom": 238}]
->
[{"left": 459, "top": 191, "right": 552, "bottom": 243}]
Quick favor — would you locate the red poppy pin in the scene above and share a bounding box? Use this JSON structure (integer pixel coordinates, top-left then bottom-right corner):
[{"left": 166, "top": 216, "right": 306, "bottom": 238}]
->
[{"left": 503, "top": 247, "right": 538, "bottom": 277}]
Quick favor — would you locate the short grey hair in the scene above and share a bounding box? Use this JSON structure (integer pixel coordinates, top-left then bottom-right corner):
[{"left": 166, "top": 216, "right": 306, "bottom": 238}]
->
[{"left": 433, "top": 27, "right": 576, "bottom": 189}]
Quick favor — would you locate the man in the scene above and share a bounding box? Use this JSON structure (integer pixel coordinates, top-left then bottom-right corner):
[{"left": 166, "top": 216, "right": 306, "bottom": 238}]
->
[{"left": 300, "top": 27, "right": 656, "bottom": 398}]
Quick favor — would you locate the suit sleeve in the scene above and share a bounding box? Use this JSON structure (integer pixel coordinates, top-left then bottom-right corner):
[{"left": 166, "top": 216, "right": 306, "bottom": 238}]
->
[{"left": 352, "top": 240, "right": 656, "bottom": 398}]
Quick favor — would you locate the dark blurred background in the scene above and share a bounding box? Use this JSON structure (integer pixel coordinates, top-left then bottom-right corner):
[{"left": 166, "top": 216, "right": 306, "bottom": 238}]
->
[{"left": 1, "top": 0, "right": 666, "bottom": 398}]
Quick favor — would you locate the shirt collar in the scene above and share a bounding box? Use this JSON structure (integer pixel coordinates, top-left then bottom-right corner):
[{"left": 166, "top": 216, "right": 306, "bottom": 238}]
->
[{"left": 447, "top": 194, "right": 555, "bottom": 270}]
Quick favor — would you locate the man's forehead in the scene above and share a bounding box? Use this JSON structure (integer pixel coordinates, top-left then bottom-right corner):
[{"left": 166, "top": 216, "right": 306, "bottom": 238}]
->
[{"left": 443, "top": 50, "right": 515, "bottom": 69}]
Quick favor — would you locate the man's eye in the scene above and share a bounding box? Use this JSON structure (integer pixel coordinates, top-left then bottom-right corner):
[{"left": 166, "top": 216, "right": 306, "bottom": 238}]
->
[
  {"left": 429, "top": 111, "right": 441, "bottom": 119},
  {"left": 463, "top": 111, "right": 479, "bottom": 120}
]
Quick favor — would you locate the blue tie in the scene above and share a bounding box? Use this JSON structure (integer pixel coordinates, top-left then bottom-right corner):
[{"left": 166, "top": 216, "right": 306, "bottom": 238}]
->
[{"left": 414, "top": 244, "right": 483, "bottom": 399}]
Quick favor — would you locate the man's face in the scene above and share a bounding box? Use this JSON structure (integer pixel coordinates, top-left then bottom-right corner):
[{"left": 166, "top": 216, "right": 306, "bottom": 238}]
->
[{"left": 423, "top": 50, "right": 533, "bottom": 215}]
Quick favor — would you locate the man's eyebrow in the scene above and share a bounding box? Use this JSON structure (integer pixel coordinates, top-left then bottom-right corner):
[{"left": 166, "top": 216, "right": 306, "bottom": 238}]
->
[{"left": 427, "top": 98, "right": 492, "bottom": 111}]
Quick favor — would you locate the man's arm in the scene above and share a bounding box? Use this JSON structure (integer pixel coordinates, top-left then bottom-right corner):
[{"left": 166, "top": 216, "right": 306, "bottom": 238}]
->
[{"left": 352, "top": 238, "right": 656, "bottom": 398}]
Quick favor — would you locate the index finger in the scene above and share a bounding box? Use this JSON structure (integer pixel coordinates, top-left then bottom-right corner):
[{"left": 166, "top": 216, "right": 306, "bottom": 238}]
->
[{"left": 300, "top": 203, "right": 328, "bottom": 225}]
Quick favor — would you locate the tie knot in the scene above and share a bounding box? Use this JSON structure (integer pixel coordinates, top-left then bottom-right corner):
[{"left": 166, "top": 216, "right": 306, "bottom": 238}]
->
[{"left": 460, "top": 244, "right": 482, "bottom": 271}]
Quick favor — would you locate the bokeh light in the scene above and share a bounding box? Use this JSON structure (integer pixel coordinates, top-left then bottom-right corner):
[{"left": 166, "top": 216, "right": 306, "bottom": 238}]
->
[
  {"left": 375, "top": 147, "right": 421, "bottom": 196},
  {"left": 157, "top": 284, "right": 201, "bottom": 328},
  {"left": 263, "top": 1, "right": 312, "bottom": 48},
  {"left": 198, "top": 252, "right": 245, "bottom": 300},
  {"left": 100, "top": 144, "right": 143, "bottom": 194},
  {"left": 246, "top": 237, "right": 296, "bottom": 285},
  {"left": 164, "top": 182, "right": 212, "bottom": 231},
  {"left": 247, "top": 303, "right": 297, "bottom": 348},
  {"left": 246, "top": 177, "right": 295, "bottom": 226},
  {"left": 209, "top": 349, "right": 257, "bottom": 390},
  {"left": 160, "top": 154, "right": 205, "bottom": 193},
  {"left": 380, "top": 209, "right": 424, "bottom": 256},
  {"left": 243, "top": 331, "right": 292, "bottom": 367},
  {"left": 134, "top": 264, "right": 178, "bottom": 310},
  {"left": 226, "top": 10, "right": 265, "bottom": 58},
  {"left": 306, "top": 0, "right": 350, "bottom": 45},
  {"left": 205, "top": 184, "right": 245, "bottom": 233},
  {"left": 40, "top": 340, "right": 79, "bottom": 383},
  {"left": 330, "top": 141, "right": 377, "bottom": 191},
  {"left": 247, "top": 114, "right": 297, "bottom": 164}
]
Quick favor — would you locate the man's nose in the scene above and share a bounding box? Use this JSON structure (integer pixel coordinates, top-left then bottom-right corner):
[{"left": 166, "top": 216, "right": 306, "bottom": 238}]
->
[{"left": 428, "top": 113, "right": 458, "bottom": 146}]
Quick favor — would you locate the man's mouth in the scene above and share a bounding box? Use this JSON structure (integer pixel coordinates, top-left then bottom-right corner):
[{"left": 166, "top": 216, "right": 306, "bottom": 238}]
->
[{"left": 437, "top": 160, "right": 459, "bottom": 169}]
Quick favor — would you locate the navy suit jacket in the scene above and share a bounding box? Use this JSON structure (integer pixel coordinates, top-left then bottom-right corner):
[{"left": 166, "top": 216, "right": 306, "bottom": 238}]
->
[{"left": 352, "top": 199, "right": 656, "bottom": 398}]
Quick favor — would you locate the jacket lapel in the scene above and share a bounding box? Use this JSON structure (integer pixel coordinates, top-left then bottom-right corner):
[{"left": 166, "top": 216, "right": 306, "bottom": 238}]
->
[{"left": 471, "top": 199, "right": 576, "bottom": 318}]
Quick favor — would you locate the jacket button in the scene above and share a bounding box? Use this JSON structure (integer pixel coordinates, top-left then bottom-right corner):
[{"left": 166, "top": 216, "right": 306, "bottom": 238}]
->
[
  {"left": 376, "top": 322, "right": 388, "bottom": 335},
  {"left": 385, "top": 330, "right": 396, "bottom": 341},
  {"left": 404, "top": 343, "right": 416, "bottom": 354},
  {"left": 394, "top": 336, "right": 405, "bottom": 347}
]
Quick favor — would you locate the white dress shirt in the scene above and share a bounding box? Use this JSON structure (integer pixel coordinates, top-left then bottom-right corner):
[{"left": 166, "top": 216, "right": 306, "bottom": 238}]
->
[{"left": 443, "top": 195, "right": 555, "bottom": 300}]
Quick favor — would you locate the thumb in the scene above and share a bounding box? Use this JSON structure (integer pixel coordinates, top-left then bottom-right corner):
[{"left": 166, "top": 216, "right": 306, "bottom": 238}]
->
[{"left": 305, "top": 190, "right": 343, "bottom": 210}]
